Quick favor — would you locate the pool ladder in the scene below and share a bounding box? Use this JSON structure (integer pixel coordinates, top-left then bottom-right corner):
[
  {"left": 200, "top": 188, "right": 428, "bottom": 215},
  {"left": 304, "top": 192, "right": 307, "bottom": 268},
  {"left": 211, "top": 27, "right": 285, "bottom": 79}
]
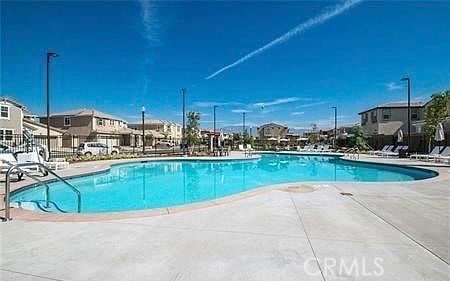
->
[{"left": 2, "top": 162, "right": 82, "bottom": 221}]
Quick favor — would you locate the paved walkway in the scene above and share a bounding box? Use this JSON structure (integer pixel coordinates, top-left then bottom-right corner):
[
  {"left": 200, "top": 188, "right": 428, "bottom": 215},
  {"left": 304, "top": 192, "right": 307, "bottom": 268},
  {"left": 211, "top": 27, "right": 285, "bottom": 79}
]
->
[{"left": 1, "top": 154, "right": 449, "bottom": 280}]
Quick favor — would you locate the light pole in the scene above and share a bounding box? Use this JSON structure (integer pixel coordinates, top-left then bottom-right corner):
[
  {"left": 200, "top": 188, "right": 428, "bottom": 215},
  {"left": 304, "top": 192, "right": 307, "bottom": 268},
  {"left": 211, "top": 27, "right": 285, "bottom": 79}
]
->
[
  {"left": 141, "top": 106, "right": 145, "bottom": 155},
  {"left": 332, "top": 106, "right": 337, "bottom": 149},
  {"left": 242, "top": 112, "right": 246, "bottom": 144},
  {"left": 181, "top": 88, "right": 186, "bottom": 155},
  {"left": 46, "top": 51, "right": 58, "bottom": 159},
  {"left": 213, "top": 105, "right": 218, "bottom": 151},
  {"left": 401, "top": 77, "right": 411, "bottom": 150}
]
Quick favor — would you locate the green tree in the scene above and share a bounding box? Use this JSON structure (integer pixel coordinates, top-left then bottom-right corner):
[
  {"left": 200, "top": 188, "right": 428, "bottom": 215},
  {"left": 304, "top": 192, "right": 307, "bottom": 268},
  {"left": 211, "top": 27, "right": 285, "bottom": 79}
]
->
[
  {"left": 186, "top": 111, "right": 201, "bottom": 146},
  {"left": 348, "top": 125, "right": 369, "bottom": 150},
  {"left": 424, "top": 90, "right": 450, "bottom": 151}
]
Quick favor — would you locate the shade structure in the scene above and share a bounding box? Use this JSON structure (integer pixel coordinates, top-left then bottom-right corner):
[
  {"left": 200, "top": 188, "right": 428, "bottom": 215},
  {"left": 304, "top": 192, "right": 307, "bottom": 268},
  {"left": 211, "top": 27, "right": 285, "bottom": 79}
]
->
[
  {"left": 267, "top": 137, "right": 277, "bottom": 141},
  {"left": 297, "top": 137, "right": 308, "bottom": 141},
  {"left": 397, "top": 129, "right": 403, "bottom": 143},
  {"left": 279, "top": 138, "right": 289, "bottom": 142},
  {"left": 435, "top": 123, "right": 445, "bottom": 142}
]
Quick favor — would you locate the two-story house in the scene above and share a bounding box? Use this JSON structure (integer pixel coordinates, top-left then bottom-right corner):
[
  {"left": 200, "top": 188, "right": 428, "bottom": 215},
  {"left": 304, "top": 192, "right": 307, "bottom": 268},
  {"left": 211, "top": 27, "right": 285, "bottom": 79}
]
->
[
  {"left": 1, "top": 97, "right": 64, "bottom": 148},
  {"left": 128, "top": 119, "right": 182, "bottom": 144},
  {"left": 257, "top": 123, "right": 289, "bottom": 140},
  {"left": 359, "top": 102, "right": 425, "bottom": 136},
  {"left": 40, "top": 108, "right": 133, "bottom": 147},
  {"left": 0, "top": 97, "right": 25, "bottom": 143}
]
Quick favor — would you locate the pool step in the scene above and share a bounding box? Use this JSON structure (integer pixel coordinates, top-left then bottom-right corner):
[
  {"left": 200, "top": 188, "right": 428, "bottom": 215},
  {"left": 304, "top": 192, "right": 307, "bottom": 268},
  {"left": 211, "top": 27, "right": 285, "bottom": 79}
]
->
[{"left": 13, "top": 200, "right": 68, "bottom": 213}]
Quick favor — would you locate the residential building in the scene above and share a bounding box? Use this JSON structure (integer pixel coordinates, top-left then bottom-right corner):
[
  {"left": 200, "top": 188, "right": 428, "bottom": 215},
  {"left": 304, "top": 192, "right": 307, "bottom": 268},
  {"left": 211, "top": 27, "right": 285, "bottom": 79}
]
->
[
  {"left": 0, "top": 97, "right": 25, "bottom": 142},
  {"left": 412, "top": 99, "right": 450, "bottom": 134},
  {"left": 40, "top": 108, "right": 134, "bottom": 147},
  {"left": 358, "top": 102, "right": 425, "bottom": 136},
  {"left": 257, "top": 123, "right": 288, "bottom": 140},
  {"left": 128, "top": 119, "right": 182, "bottom": 144},
  {"left": 0, "top": 97, "right": 64, "bottom": 147}
]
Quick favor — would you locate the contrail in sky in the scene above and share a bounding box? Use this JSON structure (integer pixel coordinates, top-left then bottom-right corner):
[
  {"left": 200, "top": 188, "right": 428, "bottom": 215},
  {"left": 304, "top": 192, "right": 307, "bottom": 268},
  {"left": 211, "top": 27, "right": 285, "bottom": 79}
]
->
[{"left": 205, "top": 0, "right": 363, "bottom": 80}]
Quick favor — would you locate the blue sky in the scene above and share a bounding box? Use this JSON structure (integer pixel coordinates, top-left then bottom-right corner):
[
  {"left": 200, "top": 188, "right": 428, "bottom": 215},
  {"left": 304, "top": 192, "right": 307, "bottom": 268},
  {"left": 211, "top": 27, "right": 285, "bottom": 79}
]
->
[{"left": 2, "top": 0, "right": 449, "bottom": 130}]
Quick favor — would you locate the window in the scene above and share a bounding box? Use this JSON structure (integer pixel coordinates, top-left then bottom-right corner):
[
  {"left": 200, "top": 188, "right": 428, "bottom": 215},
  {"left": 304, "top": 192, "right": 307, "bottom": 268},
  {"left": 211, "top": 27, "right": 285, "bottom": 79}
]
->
[
  {"left": 109, "top": 120, "right": 114, "bottom": 126},
  {"left": 0, "top": 105, "right": 10, "bottom": 119},
  {"left": 411, "top": 108, "right": 419, "bottom": 120},
  {"left": 64, "top": 116, "right": 71, "bottom": 126},
  {"left": 97, "top": 118, "right": 104, "bottom": 126},
  {"left": 361, "top": 113, "right": 368, "bottom": 125},
  {"left": 0, "top": 129, "right": 14, "bottom": 141},
  {"left": 371, "top": 110, "right": 377, "bottom": 123},
  {"left": 382, "top": 109, "right": 391, "bottom": 120}
]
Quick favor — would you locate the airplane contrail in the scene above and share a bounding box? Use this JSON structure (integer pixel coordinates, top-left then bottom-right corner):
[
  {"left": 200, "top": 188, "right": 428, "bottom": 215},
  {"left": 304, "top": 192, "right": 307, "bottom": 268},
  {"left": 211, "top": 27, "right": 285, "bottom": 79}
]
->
[{"left": 205, "top": 0, "right": 363, "bottom": 80}]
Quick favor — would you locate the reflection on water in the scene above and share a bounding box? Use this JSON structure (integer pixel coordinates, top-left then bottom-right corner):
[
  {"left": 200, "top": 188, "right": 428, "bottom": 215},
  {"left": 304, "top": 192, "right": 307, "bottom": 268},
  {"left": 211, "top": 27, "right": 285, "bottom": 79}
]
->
[{"left": 11, "top": 155, "right": 435, "bottom": 213}]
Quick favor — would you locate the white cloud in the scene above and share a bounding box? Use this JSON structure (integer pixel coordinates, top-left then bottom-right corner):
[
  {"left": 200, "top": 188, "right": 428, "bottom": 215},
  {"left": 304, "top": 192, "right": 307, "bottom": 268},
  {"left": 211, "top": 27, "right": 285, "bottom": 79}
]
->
[
  {"left": 139, "top": 0, "right": 161, "bottom": 46},
  {"left": 205, "top": 0, "right": 363, "bottom": 79},
  {"left": 231, "top": 109, "right": 251, "bottom": 113},
  {"left": 192, "top": 101, "right": 242, "bottom": 108},
  {"left": 291, "top": 111, "right": 305, "bottom": 116},
  {"left": 385, "top": 82, "right": 403, "bottom": 91},
  {"left": 296, "top": 101, "right": 328, "bottom": 108},
  {"left": 253, "top": 97, "right": 300, "bottom": 108}
]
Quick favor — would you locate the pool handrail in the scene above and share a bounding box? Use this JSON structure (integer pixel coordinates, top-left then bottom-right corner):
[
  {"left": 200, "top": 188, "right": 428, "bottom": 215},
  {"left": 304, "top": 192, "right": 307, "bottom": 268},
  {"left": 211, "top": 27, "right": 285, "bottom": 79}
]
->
[{"left": 3, "top": 162, "right": 81, "bottom": 221}]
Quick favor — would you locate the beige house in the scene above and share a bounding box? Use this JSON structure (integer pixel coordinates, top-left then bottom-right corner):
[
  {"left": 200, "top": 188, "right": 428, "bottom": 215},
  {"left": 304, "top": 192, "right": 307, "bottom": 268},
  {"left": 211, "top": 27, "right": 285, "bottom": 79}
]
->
[
  {"left": 40, "top": 108, "right": 133, "bottom": 147},
  {"left": 257, "top": 123, "right": 289, "bottom": 140},
  {"left": 0, "top": 97, "right": 25, "bottom": 142},
  {"left": 128, "top": 119, "right": 182, "bottom": 144},
  {"left": 23, "top": 119, "right": 64, "bottom": 148},
  {"left": 359, "top": 102, "right": 425, "bottom": 136}
]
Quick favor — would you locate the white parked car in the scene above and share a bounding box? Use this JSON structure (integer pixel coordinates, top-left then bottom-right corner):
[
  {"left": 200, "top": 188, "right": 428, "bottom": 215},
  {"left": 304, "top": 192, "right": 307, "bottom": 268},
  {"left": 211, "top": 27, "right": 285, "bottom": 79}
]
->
[
  {"left": 77, "top": 142, "right": 119, "bottom": 156},
  {"left": 157, "top": 140, "right": 174, "bottom": 147}
]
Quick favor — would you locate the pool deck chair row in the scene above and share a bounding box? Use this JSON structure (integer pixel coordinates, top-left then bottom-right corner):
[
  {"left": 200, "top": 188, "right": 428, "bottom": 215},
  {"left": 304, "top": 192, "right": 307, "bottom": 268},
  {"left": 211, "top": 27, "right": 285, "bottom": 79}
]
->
[{"left": 410, "top": 146, "right": 450, "bottom": 163}]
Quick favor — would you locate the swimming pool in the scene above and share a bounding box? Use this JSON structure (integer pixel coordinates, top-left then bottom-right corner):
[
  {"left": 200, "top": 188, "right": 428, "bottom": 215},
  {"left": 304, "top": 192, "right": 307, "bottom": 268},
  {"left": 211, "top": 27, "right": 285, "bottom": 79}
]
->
[{"left": 11, "top": 154, "right": 437, "bottom": 213}]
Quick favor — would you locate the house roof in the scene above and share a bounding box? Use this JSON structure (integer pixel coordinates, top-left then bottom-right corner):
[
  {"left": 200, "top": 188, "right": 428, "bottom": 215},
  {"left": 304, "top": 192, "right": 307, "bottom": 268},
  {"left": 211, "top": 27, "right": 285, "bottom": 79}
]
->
[
  {"left": 129, "top": 119, "right": 180, "bottom": 126},
  {"left": 0, "top": 97, "right": 27, "bottom": 109},
  {"left": 257, "top": 123, "right": 288, "bottom": 129},
  {"left": 358, "top": 101, "right": 425, "bottom": 115},
  {"left": 49, "top": 108, "right": 127, "bottom": 122},
  {"left": 23, "top": 118, "right": 66, "bottom": 134}
]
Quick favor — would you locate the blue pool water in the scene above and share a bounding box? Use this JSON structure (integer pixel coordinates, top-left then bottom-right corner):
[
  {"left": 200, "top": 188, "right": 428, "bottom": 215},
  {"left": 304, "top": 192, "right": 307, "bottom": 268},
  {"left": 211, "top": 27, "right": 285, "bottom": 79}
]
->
[{"left": 11, "top": 154, "right": 436, "bottom": 213}]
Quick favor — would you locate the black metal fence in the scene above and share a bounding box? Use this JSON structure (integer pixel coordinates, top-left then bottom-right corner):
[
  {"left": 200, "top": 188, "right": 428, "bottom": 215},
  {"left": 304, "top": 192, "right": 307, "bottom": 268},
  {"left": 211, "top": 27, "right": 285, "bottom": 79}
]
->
[
  {"left": 366, "top": 133, "right": 450, "bottom": 153},
  {"left": 0, "top": 134, "right": 209, "bottom": 159}
]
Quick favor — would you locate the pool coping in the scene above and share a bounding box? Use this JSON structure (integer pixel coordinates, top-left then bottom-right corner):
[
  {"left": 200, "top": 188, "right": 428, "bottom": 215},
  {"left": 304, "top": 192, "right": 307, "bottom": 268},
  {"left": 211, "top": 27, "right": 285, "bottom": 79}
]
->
[{"left": 5, "top": 153, "right": 449, "bottom": 222}]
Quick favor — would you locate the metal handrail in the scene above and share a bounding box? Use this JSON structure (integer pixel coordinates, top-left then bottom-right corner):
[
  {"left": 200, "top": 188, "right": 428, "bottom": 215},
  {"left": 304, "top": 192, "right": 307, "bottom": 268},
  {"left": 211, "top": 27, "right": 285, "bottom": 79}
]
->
[{"left": 3, "top": 162, "right": 81, "bottom": 221}]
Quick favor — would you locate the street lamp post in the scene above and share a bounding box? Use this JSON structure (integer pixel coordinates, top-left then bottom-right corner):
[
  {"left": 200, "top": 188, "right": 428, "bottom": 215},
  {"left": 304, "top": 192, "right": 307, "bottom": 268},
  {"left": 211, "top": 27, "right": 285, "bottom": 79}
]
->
[
  {"left": 332, "top": 106, "right": 337, "bottom": 149},
  {"left": 242, "top": 112, "right": 246, "bottom": 144},
  {"left": 142, "top": 106, "right": 145, "bottom": 155},
  {"left": 46, "top": 51, "right": 58, "bottom": 160},
  {"left": 401, "top": 77, "right": 411, "bottom": 151},
  {"left": 213, "top": 105, "right": 218, "bottom": 152},
  {"left": 181, "top": 88, "right": 186, "bottom": 155}
]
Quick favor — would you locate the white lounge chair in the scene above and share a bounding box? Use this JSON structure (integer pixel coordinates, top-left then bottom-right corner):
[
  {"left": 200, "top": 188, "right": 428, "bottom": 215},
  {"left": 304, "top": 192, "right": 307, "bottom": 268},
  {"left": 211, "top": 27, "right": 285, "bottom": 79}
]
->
[
  {"left": 245, "top": 144, "right": 255, "bottom": 155},
  {"left": 321, "top": 145, "right": 332, "bottom": 152},
  {"left": 430, "top": 147, "right": 450, "bottom": 162},
  {"left": 18, "top": 151, "right": 69, "bottom": 170},
  {"left": 0, "top": 153, "right": 27, "bottom": 180},
  {"left": 298, "top": 145, "right": 311, "bottom": 152},
  {"left": 410, "top": 146, "right": 442, "bottom": 160},
  {"left": 373, "top": 145, "right": 393, "bottom": 156},
  {"left": 382, "top": 145, "right": 407, "bottom": 157}
]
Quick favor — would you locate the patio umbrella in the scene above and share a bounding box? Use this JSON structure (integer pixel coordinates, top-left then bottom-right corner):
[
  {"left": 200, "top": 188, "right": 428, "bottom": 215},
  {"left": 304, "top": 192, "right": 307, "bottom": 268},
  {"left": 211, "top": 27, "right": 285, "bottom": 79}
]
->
[
  {"left": 219, "top": 130, "right": 224, "bottom": 147},
  {"left": 397, "top": 129, "right": 403, "bottom": 143},
  {"left": 279, "top": 138, "right": 289, "bottom": 142},
  {"left": 267, "top": 137, "right": 277, "bottom": 141},
  {"left": 435, "top": 123, "right": 445, "bottom": 150}
]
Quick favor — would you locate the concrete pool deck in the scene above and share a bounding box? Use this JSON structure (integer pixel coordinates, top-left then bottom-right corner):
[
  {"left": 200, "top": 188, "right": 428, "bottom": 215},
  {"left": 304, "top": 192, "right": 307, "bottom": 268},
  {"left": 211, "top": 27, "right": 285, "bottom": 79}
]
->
[{"left": 1, "top": 153, "right": 449, "bottom": 280}]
